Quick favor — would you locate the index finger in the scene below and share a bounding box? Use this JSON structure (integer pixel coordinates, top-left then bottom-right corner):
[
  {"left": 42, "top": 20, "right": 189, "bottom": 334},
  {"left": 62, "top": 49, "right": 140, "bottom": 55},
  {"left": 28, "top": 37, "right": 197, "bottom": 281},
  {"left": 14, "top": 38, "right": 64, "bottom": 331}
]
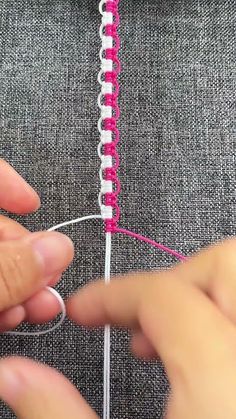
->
[
  {"left": 0, "top": 160, "right": 40, "bottom": 213},
  {"left": 67, "top": 246, "right": 236, "bottom": 382}
]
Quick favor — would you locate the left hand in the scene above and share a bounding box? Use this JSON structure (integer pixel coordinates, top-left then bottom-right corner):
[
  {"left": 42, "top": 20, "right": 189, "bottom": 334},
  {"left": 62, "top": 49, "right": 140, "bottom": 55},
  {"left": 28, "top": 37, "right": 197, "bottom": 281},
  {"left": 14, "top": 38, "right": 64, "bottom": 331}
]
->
[{"left": 0, "top": 159, "right": 74, "bottom": 330}]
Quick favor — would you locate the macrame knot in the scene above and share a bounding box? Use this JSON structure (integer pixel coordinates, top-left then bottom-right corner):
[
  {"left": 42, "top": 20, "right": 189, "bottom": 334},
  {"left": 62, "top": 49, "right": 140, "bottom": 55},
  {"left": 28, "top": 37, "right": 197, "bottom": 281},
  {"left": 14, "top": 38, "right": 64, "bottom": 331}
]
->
[
  {"left": 105, "top": 218, "right": 117, "bottom": 233},
  {"left": 104, "top": 142, "right": 116, "bottom": 156},
  {"left": 105, "top": 71, "right": 117, "bottom": 84},
  {"left": 106, "top": 48, "right": 117, "bottom": 60},
  {"left": 104, "top": 117, "right": 116, "bottom": 131},
  {"left": 106, "top": 1, "right": 117, "bottom": 13},
  {"left": 106, "top": 24, "right": 117, "bottom": 37},
  {"left": 105, "top": 93, "right": 117, "bottom": 108},
  {"left": 105, "top": 192, "right": 117, "bottom": 207},
  {"left": 105, "top": 167, "right": 117, "bottom": 181}
]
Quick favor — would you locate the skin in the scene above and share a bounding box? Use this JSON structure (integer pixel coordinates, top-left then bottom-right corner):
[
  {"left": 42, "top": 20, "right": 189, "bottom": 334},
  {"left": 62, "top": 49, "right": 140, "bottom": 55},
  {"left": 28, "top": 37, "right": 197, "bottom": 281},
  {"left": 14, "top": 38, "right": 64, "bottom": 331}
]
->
[
  {"left": 0, "top": 159, "right": 74, "bottom": 329},
  {"left": 0, "top": 159, "right": 236, "bottom": 418}
]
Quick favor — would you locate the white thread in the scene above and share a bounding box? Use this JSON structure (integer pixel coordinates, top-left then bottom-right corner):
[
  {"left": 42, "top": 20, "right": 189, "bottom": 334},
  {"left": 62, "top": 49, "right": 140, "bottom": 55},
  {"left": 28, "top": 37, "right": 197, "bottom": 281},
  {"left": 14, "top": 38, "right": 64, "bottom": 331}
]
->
[
  {"left": 99, "top": 35, "right": 113, "bottom": 62},
  {"left": 99, "top": 47, "right": 105, "bottom": 62},
  {"left": 101, "top": 205, "right": 113, "bottom": 219},
  {"left": 99, "top": 166, "right": 104, "bottom": 183},
  {"left": 48, "top": 214, "right": 102, "bottom": 232},
  {"left": 98, "top": 4, "right": 114, "bottom": 418},
  {"left": 98, "top": 192, "right": 103, "bottom": 208},
  {"left": 103, "top": 232, "right": 111, "bottom": 419},
  {"left": 98, "top": 69, "right": 104, "bottom": 85},
  {"left": 100, "top": 14, "right": 114, "bottom": 39},
  {"left": 98, "top": 93, "right": 104, "bottom": 109},
  {"left": 102, "top": 12, "right": 113, "bottom": 25},
  {"left": 101, "top": 82, "right": 113, "bottom": 95},
  {"left": 98, "top": 183, "right": 114, "bottom": 209},
  {"left": 98, "top": 117, "right": 103, "bottom": 133},
  {"left": 101, "top": 180, "right": 113, "bottom": 194},
  {"left": 102, "top": 36, "right": 113, "bottom": 50},
  {"left": 99, "top": 0, "right": 107, "bottom": 15},
  {"left": 101, "top": 106, "right": 112, "bottom": 119},
  {"left": 98, "top": 84, "right": 113, "bottom": 109},
  {"left": 101, "top": 155, "right": 113, "bottom": 169},
  {"left": 101, "top": 59, "right": 113, "bottom": 72},
  {"left": 6, "top": 287, "right": 66, "bottom": 337},
  {"left": 101, "top": 130, "right": 112, "bottom": 144},
  {"left": 98, "top": 142, "right": 103, "bottom": 159},
  {"left": 7, "top": 215, "right": 102, "bottom": 337}
]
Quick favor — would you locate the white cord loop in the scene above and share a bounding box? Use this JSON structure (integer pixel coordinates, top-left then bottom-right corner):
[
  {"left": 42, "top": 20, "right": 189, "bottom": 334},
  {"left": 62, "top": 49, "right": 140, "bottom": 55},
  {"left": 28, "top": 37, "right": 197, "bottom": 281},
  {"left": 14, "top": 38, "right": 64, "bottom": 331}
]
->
[{"left": 6, "top": 215, "right": 102, "bottom": 337}]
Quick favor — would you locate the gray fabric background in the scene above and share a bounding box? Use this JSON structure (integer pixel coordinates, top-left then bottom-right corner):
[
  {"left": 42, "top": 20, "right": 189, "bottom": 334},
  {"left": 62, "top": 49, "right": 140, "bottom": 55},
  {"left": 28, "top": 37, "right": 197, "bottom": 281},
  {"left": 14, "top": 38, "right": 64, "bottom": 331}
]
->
[{"left": 0, "top": 0, "right": 235, "bottom": 417}]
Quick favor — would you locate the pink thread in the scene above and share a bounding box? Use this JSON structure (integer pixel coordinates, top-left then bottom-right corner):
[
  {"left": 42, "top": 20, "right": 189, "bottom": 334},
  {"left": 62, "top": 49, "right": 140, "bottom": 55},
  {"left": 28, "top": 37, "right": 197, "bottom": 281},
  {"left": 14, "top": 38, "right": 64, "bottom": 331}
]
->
[
  {"left": 106, "top": 2, "right": 120, "bottom": 25},
  {"left": 104, "top": 142, "right": 116, "bottom": 156},
  {"left": 106, "top": 1, "right": 117, "bottom": 13},
  {"left": 105, "top": 193, "right": 117, "bottom": 207},
  {"left": 114, "top": 177, "right": 121, "bottom": 194},
  {"left": 114, "top": 205, "right": 120, "bottom": 221},
  {"left": 105, "top": 50, "right": 121, "bottom": 73},
  {"left": 105, "top": 93, "right": 116, "bottom": 107},
  {"left": 106, "top": 48, "right": 117, "bottom": 60},
  {"left": 114, "top": 228, "right": 186, "bottom": 261},
  {"left": 105, "top": 218, "right": 117, "bottom": 233},
  {"left": 106, "top": 24, "right": 117, "bottom": 37},
  {"left": 105, "top": 167, "right": 117, "bottom": 181},
  {"left": 113, "top": 128, "right": 120, "bottom": 144},
  {"left": 114, "top": 35, "right": 120, "bottom": 51},
  {"left": 105, "top": 71, "right": 117, "bottom": 84},
  {"left": 113, "top": 151, "right": 120, "bottom": 169},
  {"left": 104, "top": 117, "right": 116, "bottom": 131},
  {"left": 114, "top": 105, "right": 120, "bottom": 119},
  {"left": 104, "top": 95, "right": 120, "bottom": 119}
]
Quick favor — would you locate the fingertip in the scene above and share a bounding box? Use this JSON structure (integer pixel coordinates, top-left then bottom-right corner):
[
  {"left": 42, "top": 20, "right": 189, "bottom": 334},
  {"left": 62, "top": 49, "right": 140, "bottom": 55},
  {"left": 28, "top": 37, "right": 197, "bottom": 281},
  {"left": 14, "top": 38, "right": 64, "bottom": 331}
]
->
[
  {"left": 66, "top": 293, "right": 82, "bottom": 323},
  {"left": 11, "top": 187, "right": 41, "bottom": 215},
  {"left": 0, "top": 306, "right": 26, "bottom": 333},
  {"left": 24, "top": 289, "right": 61, "bottom": 324},
  {"left": 66, "top": 286, "right": 108, "bottom": 327},
  {"left": 66, "top": 291, "right": 91, "bottom": 325},
  {"left": 0, "top": 160, "right": 41, "bottom": 214},
  {"left": 0, "top": 356, "right": 99, "bottom": 418}
]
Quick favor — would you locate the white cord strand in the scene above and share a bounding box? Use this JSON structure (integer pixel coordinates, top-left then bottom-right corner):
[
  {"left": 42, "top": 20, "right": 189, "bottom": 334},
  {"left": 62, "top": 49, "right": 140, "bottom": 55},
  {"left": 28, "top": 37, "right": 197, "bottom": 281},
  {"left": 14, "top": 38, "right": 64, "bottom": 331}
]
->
[
  {"left": 6, "top": 214, "right": 102, "bottom": 337},
  {"left": 98, "top": 1, "right": 115, "bottom": 418},
  {"left": 48, "top": 214, "right": 102, "bottom": 232},
  {"left": 6, "top": 287, "right": 66, "bottom": 336},
  {"left": 103, "top": 232, "right": 112, "bottom": 419}
]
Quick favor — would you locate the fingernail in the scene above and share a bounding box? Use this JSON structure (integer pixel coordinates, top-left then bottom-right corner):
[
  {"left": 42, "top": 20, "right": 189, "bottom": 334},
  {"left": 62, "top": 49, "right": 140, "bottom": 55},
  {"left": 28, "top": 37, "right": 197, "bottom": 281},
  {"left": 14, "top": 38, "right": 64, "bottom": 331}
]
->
[
  {"left": 25, "top": 232, "right": 74, "bottom": 277},
  {"left": 0, "top": 363, "right": 21, "bottom": 404}
]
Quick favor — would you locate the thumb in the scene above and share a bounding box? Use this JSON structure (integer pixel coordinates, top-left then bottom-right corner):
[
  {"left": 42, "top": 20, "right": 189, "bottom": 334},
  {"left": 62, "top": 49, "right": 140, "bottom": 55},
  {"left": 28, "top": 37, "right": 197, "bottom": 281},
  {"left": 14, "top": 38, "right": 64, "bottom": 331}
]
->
[
  {"left": 0, "top": 357, "right": 98, "bottom": 419},
  {"left": 0, "top": 232, "right": 74, "bottom": 311}
]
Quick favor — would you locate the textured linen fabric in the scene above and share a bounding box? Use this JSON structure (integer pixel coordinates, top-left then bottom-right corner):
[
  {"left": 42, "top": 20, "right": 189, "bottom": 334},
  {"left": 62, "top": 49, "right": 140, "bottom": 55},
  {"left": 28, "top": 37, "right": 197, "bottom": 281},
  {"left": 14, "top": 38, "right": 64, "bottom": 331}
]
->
[{"left": 0, "top": 0, "right": 235, "bottom": 417}]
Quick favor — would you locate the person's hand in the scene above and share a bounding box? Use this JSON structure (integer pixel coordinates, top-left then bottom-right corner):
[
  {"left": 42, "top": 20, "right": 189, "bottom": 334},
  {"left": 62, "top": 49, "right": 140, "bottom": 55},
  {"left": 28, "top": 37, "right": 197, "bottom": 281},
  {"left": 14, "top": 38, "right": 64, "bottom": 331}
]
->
[
  {"left": 0, "top": 159, "right": 74, "bottom": 330},
  {"left": 0, "top": 239, "right": 236, "bottom": 418}
]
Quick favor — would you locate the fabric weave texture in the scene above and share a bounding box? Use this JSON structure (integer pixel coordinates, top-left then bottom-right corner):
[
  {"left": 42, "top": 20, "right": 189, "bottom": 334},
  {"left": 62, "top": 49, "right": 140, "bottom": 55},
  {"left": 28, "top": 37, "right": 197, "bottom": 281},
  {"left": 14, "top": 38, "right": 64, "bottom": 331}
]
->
[{"left": 0, "top": 1, "right": 235, "bottom": 417}]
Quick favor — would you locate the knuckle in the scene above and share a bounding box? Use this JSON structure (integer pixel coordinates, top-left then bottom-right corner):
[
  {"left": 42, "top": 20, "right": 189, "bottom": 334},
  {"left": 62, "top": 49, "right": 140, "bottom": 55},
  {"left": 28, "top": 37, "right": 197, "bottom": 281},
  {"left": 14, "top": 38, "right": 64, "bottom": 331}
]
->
[{"left": 0, "top": 250, "right": 25, "bottom": 309}]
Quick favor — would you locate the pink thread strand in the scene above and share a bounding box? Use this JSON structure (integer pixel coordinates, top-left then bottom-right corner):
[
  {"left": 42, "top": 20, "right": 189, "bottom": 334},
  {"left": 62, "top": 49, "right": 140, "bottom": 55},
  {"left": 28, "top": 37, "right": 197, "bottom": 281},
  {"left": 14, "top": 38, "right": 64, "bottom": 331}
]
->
[{"left": 115, "top": 228, "right": 186, "bottom": 261}]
